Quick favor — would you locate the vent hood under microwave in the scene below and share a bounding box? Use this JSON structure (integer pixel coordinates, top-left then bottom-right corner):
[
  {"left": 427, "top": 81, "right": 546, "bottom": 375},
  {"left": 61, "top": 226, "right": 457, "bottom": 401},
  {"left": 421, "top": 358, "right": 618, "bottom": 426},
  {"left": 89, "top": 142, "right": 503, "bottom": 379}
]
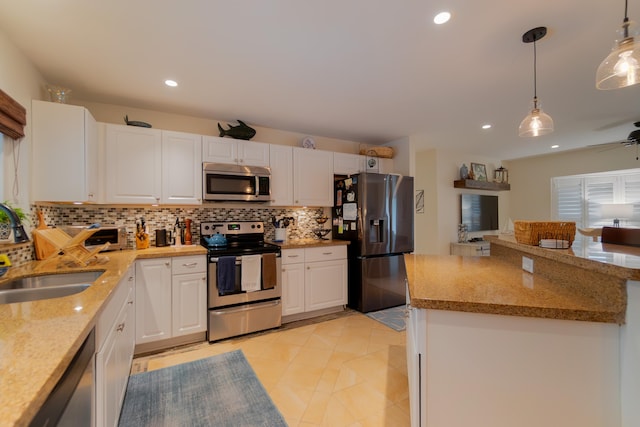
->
[{"left": 202, "top": 163, "right": 272, "bottom": 202}]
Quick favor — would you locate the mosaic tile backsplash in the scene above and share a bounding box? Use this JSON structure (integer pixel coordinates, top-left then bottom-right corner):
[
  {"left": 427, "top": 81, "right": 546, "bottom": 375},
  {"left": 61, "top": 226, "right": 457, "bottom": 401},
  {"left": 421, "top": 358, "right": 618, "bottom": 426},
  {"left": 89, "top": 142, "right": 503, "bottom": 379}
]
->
[
  {"left": 32, "top": 204, "right": 326, "bottom": 255},
  {"left": 1, "top": 204, "right": 331, "bottom": 267}
]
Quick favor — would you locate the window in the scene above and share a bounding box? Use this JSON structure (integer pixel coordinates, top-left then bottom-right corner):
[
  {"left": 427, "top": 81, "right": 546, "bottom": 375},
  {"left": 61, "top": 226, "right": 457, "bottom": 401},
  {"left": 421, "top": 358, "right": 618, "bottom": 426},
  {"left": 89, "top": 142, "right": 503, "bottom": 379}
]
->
[{"left": 551, "top": 169, "right": 640, "bottom": 228}]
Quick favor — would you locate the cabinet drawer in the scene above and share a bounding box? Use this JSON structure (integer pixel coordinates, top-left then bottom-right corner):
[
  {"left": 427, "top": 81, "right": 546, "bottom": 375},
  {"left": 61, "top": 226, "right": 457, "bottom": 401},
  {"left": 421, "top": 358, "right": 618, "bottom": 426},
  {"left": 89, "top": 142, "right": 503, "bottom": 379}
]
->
[
  {"left": 304, "top": 245, "right": 347, "bottom": 262},
  {"left": 282, "top": 248, "right": 305, "bottom": 264},
  {"left": 172, "top": 255, "right": 206, "bottom": 274}
]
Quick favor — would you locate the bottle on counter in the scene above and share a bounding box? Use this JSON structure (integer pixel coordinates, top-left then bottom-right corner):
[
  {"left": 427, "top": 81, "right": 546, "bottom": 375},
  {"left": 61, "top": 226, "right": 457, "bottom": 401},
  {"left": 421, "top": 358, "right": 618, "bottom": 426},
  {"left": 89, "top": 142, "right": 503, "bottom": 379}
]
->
[
  {"left": 173, "top": 217, "right": 182, "bottom": 247},
  {"left": 184, "top": 218, "right": 192, "bottom": 245}
]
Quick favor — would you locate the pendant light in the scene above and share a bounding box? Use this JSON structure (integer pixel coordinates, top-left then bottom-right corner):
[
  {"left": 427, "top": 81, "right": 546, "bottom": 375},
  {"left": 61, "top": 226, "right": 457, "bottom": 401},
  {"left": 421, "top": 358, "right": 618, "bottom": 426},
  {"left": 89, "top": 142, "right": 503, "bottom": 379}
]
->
[
  {"left": 519, "top": 27, "right": 554, "bottom": 137},
  {"left": 596, "top": 0, "right": 640, "bottom": 89}
]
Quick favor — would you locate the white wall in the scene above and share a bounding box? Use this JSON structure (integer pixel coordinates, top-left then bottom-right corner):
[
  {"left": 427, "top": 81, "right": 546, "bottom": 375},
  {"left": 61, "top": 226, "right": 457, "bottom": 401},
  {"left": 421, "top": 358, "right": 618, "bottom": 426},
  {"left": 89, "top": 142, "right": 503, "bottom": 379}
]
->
[
  {"left": 0, "top": 27, "right": 45, "bottom": 212},
  {"left": 505, "top": 145, "right": 640, "bottom": 221},
  {"left": 384, "top": 136, "right": 413, "bottom": 177}
]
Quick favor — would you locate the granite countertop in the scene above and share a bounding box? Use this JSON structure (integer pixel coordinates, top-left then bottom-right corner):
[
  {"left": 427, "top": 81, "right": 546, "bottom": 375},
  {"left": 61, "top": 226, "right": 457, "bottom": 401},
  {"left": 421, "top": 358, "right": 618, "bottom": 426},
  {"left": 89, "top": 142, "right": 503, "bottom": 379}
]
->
[
  {"left": 487, "top": 235, "right": 640, "bottom": 280},
  {"left": 404, "top": 254, "right": 626, "bottom": 324},
  {"left": 0, "top": 245, "right": 205, "bottom": 427},
  {"left": 268, "top": 238, "right": 350, "bottom": 249}
]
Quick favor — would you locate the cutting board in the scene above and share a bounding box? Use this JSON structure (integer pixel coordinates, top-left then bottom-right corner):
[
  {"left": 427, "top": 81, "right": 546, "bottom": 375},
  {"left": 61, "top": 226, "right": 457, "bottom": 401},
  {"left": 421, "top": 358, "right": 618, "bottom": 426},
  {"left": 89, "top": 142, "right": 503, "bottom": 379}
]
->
[{"left": 32, "top": 210, "right": 58, "bottom": 260}]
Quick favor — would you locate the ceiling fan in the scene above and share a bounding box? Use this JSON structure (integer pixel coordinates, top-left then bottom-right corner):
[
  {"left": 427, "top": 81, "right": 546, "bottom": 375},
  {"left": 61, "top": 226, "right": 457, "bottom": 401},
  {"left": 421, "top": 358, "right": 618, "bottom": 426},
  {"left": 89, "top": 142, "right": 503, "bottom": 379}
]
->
[{"left": 590, "top": 122, "right": 640, "bottom": 159}]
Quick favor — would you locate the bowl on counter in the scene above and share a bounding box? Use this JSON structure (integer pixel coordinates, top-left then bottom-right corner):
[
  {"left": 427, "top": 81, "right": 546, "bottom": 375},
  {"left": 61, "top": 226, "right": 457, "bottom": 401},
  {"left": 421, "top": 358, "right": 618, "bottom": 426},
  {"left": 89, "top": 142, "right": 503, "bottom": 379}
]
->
[{"left": 312, "top": 228, "right": 331, "bottom": 240}]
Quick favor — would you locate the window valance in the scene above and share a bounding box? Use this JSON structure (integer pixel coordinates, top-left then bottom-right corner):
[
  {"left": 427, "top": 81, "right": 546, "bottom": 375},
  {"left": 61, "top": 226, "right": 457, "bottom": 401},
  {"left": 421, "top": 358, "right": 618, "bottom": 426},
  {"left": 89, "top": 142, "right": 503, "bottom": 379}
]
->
[{"left": 0, "top": 89, "right": 26, "bottom": 139}]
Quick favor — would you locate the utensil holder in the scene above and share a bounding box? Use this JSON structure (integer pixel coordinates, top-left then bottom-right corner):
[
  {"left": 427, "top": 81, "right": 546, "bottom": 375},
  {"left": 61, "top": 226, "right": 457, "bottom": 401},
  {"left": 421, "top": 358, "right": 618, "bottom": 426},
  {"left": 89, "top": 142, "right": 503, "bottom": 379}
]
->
[{"left": 274, "top": 228, "right": 286, "bottom": 242}]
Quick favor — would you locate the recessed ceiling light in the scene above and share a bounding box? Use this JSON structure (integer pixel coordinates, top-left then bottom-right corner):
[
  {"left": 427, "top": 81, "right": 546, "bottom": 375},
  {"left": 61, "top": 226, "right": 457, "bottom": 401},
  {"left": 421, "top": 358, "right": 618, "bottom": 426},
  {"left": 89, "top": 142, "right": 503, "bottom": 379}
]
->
[
  {"left": 165, "top": 79, "right": 178, "bottom": 87},
  {"left": 434, "top": 11, "right": 451, "bottom": 25},
  {"left": 551, "top": 144, "right": 559, "bottom": 149},
  {"left": 482, "top": 124, "right": 492, "bottom": 130}
]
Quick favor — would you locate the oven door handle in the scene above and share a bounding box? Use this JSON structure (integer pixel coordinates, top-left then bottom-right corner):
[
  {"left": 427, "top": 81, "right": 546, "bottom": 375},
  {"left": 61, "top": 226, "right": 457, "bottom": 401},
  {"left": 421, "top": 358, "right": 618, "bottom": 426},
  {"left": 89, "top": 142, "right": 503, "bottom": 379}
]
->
[
  {"left": 210, "top": 254, "right": 280, "bottom": 263},
  {"left": 210, "top": 257, "right": 242, "bottom": 264},
  {"left": 210, "top": 299, "right": 281, "bottom": 315}
]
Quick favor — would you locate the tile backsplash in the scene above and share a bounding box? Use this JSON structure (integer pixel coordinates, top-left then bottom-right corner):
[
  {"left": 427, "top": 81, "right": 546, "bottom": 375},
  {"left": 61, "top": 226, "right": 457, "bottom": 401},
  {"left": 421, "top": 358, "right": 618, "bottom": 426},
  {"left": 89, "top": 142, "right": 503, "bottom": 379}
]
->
[{"left": 34, "top": 204, "right": 329, "bottom": 248}]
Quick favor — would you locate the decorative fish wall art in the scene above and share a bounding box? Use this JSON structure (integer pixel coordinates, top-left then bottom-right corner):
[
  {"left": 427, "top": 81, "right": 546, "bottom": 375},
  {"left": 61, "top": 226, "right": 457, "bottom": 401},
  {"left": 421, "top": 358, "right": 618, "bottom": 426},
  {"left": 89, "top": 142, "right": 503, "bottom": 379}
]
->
[
  {"left": 124, "top": 115, "right": 152, "bottom": 128},
  {"left": 217, "top": 120, "right": 256, "bottom": 140}
]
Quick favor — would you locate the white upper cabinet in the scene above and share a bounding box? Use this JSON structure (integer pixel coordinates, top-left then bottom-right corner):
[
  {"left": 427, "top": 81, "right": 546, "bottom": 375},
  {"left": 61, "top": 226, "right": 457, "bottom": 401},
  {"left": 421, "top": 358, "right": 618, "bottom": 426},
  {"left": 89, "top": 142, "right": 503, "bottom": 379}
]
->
[
  {"left": 333, "top": 152, "right": 365, "bottom": 175},
  {"left": 293, "top": 147, "right": 333, "bottom": 206},
  {"left": 105, "top": 124, "right": 162, "bottom": 204},
  {"left": 31, "top": 100, "right": 100, "bottom": 202},
  {"left": 269, "top": 144, "right": 294, "bottom": 206},
  {"left": 161, "top": 130, "right": 202, "bottom": 204},
  {"left": 202, "top": 136, "right": 269, "bottom": 166}
]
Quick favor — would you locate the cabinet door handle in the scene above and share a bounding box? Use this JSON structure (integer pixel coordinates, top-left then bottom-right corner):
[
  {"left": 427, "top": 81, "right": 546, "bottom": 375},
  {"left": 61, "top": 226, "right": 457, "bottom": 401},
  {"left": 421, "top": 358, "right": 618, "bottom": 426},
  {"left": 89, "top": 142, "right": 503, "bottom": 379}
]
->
[
  {"left": 307, "top": 266, "right": 311, "bottom": 270},
  {"left": 287, "top": 255, "right": 299, "bottom": 258},
  {"left": 165, "top": 262, "right": 171, "bottom": 267},
  {"left": 182, "top": 262, "right": 198, "bottom": 267},
  {"left": 323, "top": 252, "right": 333, "bottom": 255},
  {"left": 116, "top": 323, "right": 125, "bottom": 332}
]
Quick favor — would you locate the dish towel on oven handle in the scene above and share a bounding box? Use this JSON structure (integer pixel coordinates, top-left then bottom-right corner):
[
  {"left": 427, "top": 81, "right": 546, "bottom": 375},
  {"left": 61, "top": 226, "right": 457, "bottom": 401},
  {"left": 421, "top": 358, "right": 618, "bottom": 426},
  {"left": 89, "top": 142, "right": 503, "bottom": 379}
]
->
[
  {"left": 262, "top": 253, "right": 277, "bottom": 289},
  {"left": 216, "top": 256, "right": 237, "bottom": 294},
  {"left": 241, "top": 254, "right": 262, "bottom": 292}
]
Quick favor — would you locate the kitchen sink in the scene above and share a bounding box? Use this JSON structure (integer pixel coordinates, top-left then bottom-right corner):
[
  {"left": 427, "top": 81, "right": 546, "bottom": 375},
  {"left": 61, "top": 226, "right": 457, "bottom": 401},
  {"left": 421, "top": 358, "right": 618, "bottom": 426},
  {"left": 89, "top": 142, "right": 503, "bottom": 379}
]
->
[{"left": 0, "top": 271, "right": 104, "bottom": 304}]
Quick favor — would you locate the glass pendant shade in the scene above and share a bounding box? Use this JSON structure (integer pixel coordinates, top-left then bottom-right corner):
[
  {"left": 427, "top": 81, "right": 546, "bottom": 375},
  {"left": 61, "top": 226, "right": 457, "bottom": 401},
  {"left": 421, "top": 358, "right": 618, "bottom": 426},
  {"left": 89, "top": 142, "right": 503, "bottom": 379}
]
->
[
  {"left": 596, "top": 38, "right": 640, "bottom": 89},
  {"left": 596, "top": 8, "right": 640, "bottom": 89},
  {"left": 519, "top": 98, "right": 554, "bottom": 137},
  {"left": 519, "top": 27, "right": 553, "bottom": 138}
]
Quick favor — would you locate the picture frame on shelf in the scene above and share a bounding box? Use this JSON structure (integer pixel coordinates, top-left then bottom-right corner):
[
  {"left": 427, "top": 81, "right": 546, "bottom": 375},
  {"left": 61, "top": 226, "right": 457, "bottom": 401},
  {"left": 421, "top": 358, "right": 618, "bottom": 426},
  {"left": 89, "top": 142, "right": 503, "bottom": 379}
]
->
[{"left": 470, "top": 163, "right": 487, "bottom": 181}]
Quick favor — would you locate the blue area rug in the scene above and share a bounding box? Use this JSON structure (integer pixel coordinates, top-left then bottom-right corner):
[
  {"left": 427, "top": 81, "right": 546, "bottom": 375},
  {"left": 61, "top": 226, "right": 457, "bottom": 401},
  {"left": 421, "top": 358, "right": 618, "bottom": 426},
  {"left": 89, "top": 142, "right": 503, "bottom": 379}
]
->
[
  {"left": 118, "top": 349, "right": 287, "bottom": 427},
  {"left": 366, "top": 305, "right": 406, "bottom": 331}
]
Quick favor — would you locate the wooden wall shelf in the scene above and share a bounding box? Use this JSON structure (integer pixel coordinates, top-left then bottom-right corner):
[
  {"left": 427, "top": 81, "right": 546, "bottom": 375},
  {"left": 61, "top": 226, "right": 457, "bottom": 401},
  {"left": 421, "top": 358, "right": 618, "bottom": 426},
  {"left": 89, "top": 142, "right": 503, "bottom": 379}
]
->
[{"left": 454, "top": 179, "right": 510, "bottom": 191}]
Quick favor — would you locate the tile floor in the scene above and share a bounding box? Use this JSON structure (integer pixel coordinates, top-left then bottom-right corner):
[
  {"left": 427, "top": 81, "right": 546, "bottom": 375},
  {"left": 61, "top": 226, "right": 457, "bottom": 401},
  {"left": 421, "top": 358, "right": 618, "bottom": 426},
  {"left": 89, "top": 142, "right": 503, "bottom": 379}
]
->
[{"left": 131, "top": 311, "right": 410, "bottom": 426}]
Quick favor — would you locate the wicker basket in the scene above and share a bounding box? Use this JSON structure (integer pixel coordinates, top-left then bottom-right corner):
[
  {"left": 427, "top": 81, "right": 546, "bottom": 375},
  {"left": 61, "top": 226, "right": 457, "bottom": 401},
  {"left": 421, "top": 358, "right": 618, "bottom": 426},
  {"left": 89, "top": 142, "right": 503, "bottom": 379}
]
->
[
  {"left": 359, "top": 146, "right": 394, "bottom": 159},
  {"left": 514, "top": 221, "right": 576, "bottom": 246}
]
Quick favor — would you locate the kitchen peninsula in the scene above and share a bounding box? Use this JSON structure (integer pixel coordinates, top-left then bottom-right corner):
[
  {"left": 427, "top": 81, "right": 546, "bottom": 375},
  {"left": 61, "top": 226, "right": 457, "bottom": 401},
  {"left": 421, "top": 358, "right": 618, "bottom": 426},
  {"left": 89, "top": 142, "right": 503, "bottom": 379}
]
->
[{"left": 405, "top": 236, "right": 640, "bottom": 427}]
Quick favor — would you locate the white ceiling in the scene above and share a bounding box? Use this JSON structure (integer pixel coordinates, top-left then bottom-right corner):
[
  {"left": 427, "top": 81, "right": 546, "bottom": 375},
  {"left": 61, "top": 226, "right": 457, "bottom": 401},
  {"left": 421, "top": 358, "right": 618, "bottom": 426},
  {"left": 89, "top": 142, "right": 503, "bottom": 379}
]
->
[{"left": 1, "top": 0, "right": 639, "bottom": 160}]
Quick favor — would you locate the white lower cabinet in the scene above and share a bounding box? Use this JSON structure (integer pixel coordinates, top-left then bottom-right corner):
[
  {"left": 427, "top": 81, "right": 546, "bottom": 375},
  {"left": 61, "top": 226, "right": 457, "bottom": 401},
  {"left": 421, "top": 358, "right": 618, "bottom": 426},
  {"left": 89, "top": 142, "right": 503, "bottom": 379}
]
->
[
  {"left": 172, "top": 256, "right": 208, "bottom": 337},
  {"left": 135, "top": 256, "right": 207, "bottom": 349},
  {"left": 135, "top": 258, "right": 172, "bottom": 344},
  {"left": 95, "top": 266, "right": 135, "bottom": 427},
  {"left": 281, "top": 245, "right": 347, "bottom": 319},
  {"left": 281, "top": 249, "right": 306, "bottom": 316}
]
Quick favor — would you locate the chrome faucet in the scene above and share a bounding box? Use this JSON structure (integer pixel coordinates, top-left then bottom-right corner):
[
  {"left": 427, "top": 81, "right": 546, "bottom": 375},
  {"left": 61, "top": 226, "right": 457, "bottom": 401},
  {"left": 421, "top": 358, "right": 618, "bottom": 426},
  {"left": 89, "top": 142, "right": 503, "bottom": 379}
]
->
[{"left": 0, "top": 203, "right": 29, "bottom": 243}]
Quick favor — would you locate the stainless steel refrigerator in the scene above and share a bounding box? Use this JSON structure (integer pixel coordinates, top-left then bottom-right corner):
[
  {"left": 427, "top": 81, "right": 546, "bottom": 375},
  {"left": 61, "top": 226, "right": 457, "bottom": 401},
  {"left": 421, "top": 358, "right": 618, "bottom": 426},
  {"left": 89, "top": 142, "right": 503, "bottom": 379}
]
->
[{"left": 332, "top": 173, "right": 414, "bottom": 312}]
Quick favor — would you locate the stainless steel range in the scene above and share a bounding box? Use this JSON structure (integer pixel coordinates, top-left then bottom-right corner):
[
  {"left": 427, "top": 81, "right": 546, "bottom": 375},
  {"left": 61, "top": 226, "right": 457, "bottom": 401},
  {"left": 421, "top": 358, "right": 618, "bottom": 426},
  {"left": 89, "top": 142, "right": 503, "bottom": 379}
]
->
[{"left": 200, "top": 221, "right": 282, "bottom": 342}]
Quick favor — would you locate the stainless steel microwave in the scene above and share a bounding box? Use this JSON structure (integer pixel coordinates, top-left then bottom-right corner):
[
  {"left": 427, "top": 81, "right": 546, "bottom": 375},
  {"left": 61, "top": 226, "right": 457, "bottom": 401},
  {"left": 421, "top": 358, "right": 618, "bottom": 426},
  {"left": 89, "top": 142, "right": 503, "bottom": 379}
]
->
[{"left": 202, "top": 163, "right": 272, "bottom": 202}]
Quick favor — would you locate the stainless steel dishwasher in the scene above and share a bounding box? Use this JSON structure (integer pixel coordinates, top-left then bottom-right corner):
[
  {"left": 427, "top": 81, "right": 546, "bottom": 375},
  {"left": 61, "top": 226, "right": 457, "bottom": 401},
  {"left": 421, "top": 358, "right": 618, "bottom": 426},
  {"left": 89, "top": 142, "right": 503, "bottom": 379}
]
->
[{"left": 30, "top": 329, "right": 95, "bottom": 426}]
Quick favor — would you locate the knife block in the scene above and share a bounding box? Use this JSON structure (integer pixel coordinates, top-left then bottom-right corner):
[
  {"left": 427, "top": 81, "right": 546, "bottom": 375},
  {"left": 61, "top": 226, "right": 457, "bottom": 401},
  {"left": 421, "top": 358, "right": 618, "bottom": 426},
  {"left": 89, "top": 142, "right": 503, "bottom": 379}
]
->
[{"left": 136, "top": 232, "right": 150, "bottom": 249}]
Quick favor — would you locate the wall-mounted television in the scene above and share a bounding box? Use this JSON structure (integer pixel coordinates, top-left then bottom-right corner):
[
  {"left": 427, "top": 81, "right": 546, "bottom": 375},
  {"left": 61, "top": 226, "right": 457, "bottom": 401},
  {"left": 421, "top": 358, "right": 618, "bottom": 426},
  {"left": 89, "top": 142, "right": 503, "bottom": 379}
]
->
[{"left": 460, "top": 194, "right": 499, "bottom": 232}]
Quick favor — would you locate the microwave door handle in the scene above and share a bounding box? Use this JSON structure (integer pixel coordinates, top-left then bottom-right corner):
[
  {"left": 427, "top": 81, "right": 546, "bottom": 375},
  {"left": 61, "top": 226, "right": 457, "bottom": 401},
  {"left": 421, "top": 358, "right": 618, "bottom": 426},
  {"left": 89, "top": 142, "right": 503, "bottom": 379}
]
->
[{"left": 255, "top": 176, "right": 260, "bottom": 197}]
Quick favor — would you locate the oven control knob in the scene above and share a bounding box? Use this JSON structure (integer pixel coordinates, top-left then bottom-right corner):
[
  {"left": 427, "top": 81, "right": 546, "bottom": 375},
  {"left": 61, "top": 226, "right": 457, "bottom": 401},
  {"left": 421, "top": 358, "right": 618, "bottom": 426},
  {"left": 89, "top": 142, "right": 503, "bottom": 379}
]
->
[
  {"left": 203, "top": 225, "right": 210, "bottom": 231},
  {"left": 255, "top": 224, "right": 261, "bottom": 229}
]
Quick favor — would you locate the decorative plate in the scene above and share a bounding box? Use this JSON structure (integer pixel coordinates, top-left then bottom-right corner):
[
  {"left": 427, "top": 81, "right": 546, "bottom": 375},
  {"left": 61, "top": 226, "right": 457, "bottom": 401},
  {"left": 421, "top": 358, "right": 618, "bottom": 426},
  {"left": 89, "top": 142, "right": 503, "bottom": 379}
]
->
[{"left": 302, "top": 136, "right": 316, "bottom": 149}]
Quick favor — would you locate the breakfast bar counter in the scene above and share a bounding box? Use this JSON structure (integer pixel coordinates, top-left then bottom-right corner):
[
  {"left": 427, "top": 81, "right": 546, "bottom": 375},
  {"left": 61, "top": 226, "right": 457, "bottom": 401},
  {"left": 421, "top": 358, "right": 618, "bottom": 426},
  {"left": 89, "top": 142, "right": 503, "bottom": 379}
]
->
[
  {"left": 404, "top": 236, "right": 640, "bottom": 427},
  {"left": 404, "top": 254, "right": 625, "bottom": 323}
]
